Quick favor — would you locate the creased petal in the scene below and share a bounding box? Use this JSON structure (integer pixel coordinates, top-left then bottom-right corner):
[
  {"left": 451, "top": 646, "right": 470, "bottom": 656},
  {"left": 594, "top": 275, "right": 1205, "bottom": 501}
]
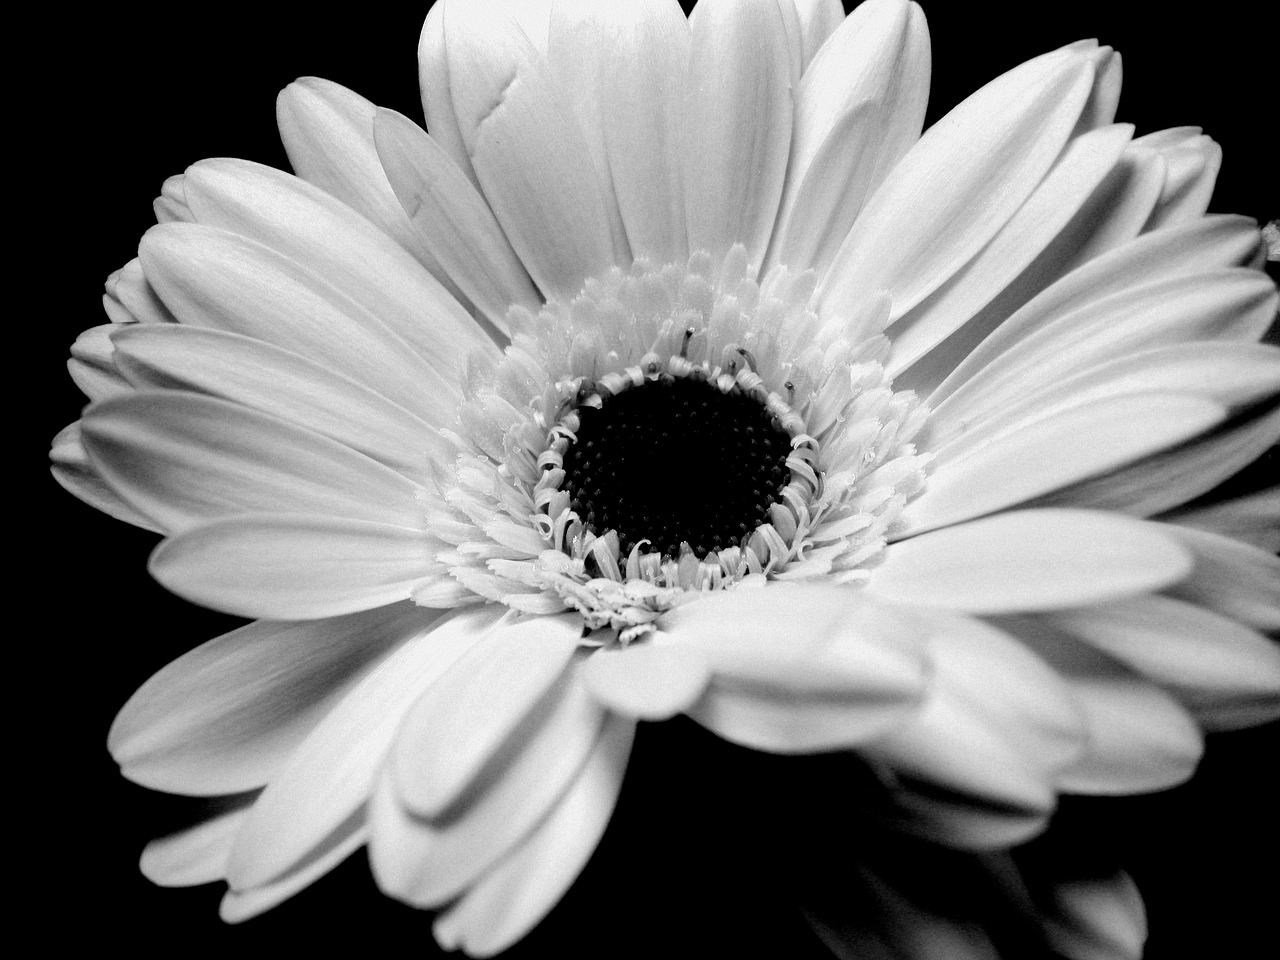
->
[
  {"left": 1160, "top": 520, "right": 1280, "bottom": 628},
  {"left": 373, "top": 107, "right": 540, "bottom": 330},
  {"left": 50, "top": 422, "right": 163, "bottom": 532},
  {"left": 443, "top": 0, "right": 620, "bottom": 298}
]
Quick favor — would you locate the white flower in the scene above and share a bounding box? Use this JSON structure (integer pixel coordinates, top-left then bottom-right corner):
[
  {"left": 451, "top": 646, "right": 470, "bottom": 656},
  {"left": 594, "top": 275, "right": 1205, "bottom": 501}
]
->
[{"left": 53, "top": 0, "right": 1280, "bottom": 955}]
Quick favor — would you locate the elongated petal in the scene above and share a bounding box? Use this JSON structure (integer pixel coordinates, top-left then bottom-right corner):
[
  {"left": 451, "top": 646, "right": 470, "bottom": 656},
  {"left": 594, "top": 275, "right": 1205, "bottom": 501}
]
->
[
  {"left": 580, "top": 639, "right": 711, "bottom": 720},
  {"left": 1161, "top": 488, "right": 1280, "bottom": 554},
  {"left": 1000, "top": 616, "right": 1204, "bottom": 794},
  {"left": 865, "top": 616, "right": 1083, "bottom": 812},
  {"left": 1136, "top": 127, "right": 1221, "bottom": 230},
  {"left": 774, "top": 0, "right": 929, "bottom": 275},
  {"left": 1044, "top": 872, "right": 1147, "bottom": 960},
  {"left": 926, "top": 342, "right": 1280, "bottom": 455},
  {"left": 682, "top": 0, "right": 794, "bottom": 268},
  {"left": 141, "top": 798, "right": 255, "bottom": 887},
  {"left": 549, "top": 0, "right": 690, "bottom": 263},
  {"left": 444, "top": 0, "right": 619, "bottom": 298},
  {"left": 1161, "top": 523, "right": 1280, "bottom": 629},
  {"left": 418, "top": 1, "right": 479, "bottom": 188},
  {"left": 888, "top": 123, "right": 1133, "bottom": 376},
  {"left": 138, "top": 223, "right": 458, "bottom": 426},
  {"left": 180, "top": 157, "right": 496, "bottom": 360},
  {"left": 432, "top": 714, "right": 635, "bottom": 957},
  {"left": 899, "top": 394, "right": 1227, "bottom": 536},
  {"left": 1047, "top": 596, "right": 1280, "bottom": 731},
  {"left": 372, "top": 671, "right": 606, "bottom": 906},
  {"left": 1041, "top": 403, "right": 1280, "bottom": 518},
  {"left": 50, "top": 422, "right": 163, "bottom": 532},
  {"left": 664, "top": 586, "right": 929, "bottom": 753},
  {"left": 110, "top": 324, "right": 444, "bottom": 482},
  {"left": 791, "top": 0, "right": 845, "bottom": 67},
  {"left": 109, "top": 604, "right": 442, "bottom": 795},
  {"left": 150, "top": 514, "right": 437, "bottom": 620},
  {"left": 928, "top": 215, "right": 1267, "bottom": 406},
  {"left": 221, "top": 812, "right": 368, "bottom": 922},
  {"left": 82, "top": 392, "right": 424, "bottom": 533},
  {"left": 391, "top": 613, "right": 582, "bottom": 819},
  {"left": 373, "top": 107, "right": 540, "bottom": 329},
  {"left": 928, "top": 269, "right": 1278, "bottom": 435},
  {"left": 226, "top": 607, "right": 506, "bottom": 890},
  {"left": 819, "top": 45, "right": 1095, "bottom": 327},
  {"left": 69, "top": 324, "right": 131, "bottom": 401},
  {"left": 275, "top": 78, "right": 449, "bottom": 277},
  {"left": 869, "top": 510, "right": 1192, "bottom": 613}
]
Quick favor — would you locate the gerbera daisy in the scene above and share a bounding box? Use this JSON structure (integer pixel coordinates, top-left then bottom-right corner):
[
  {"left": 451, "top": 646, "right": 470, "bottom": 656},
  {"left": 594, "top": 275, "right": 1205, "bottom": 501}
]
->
[{"left": 51, "top": 0, "right": 1279, "bottom": 956}]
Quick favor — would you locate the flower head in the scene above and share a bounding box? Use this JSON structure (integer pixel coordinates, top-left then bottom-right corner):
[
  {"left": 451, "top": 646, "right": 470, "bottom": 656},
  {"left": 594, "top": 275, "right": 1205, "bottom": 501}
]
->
[{"left": 55, "top": 0, "right": 1280, "bottom": 955}]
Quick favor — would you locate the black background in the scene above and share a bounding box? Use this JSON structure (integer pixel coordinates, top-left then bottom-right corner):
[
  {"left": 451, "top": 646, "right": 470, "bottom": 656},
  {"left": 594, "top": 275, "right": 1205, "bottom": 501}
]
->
[{"left": 31, "top": 1, "right": 1276, "bottom": 955}]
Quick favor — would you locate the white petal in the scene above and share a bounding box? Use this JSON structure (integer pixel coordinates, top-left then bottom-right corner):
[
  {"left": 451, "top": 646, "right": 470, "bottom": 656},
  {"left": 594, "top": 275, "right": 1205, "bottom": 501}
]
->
[
  {"left": 581, "top": 639, "right": 711, "bottom": 720},
  {"left": 275, "top": 77, "right": 457, "bottom": 287},
  {"left": 444, "top": 0, "right": 620, "bottom": 298},
  {"left": 391, "top": 613, "right": 582, "bottom": 818},
  {"left": 791, "top": 0, "right": 845, "bottom": 68},
  {"left": 663, "top": 585, "right": 929, "bottom": 753},
  {"left": 928, "top": 215, "right": 1267, "bottom": 406},
  {"left": 69, "top": 324, "right": 132, "bottom": 401},
  {"left": 81, "top": 391, "right": 424, "bottom": 533},
  {"left": 927, "top": 268, "right": 1278, "bottom": 436},
  {"left": 110, "top": 323, "right": 445, "bottom": 482},
  {"left": 371, "top": 671, "right": 606, "bottom": 906},
  {"left": 140, "top": 798, "right": 254, "bottom": 887},
  {"left": 865, "top": 615, "right": 1083, "bottom": 816},
  {"left": 180, "top": 157, "right": 497, "bottom": 359},
  {"left": 1045, "top": 872, "right": 1147, "bottom": 960},
  {"left": 549, "top": 0, "right": 690, "bottom": 263},
  {"left": 925, "top": 341, "right": 1280, "bottom": 456},
  {"left": 1161, "top": 519, "right": 1280, "bottom": 628},
  {"left": 225, "top": 607, "right": 507, "bottom": 890},
  {"left": 819, "top": 44, "right": 1095, "bottom": 326},
  {"left": 899, "top": 394, "right": 1227, "bottom": 536},
  {"left": 418, "top": 1, "right": 480, "bottom": 188},
  {"left": 682, "top": 0, "right": 794, "bottom": 268},
  {"left": 149, "top": 514, "right": 438, "bottom": 620},
  {"left": 432, "top": 713, "right": 635, "bottom": 957},
  {"left": 373, "top": 106, "right": 540, "bottom": 329},
  {"left": 109, "top": 604, "right": 442, "bottom": 795},
  {"left": 1161, "top": 488, "right": 1280, "bottom": 554},
  {"left": 870, "top": 509, "right": 1193, "bottom": 613},
  {"left": 220, "top": 812, "right": 368, "bottom": 922},
  {"left": 1041, "top": 403, "right": 1280, "bottom": 518},
  {"left": 887, "top": 123, "right": 1133, "bottom": 377},
  {"left": 1136, "top": 127, "right": 1222, "bottom": 231},
  {"left": 773, "top": 0, "right": 930, "bottom": 275},
  {"left": 1048, "top": 595, "right": 1280, "bottom": 731},
  {"left": 138, "top": 223, "right": 459, "bottom": 426},
  {"left": 50, "top": 421, "right": 163, "bottom": 532}
]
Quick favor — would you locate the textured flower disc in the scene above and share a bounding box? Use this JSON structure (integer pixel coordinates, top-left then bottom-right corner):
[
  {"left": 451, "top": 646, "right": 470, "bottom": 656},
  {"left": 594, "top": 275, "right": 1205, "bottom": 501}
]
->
[{"left": 562, "top": 374, "right": 793, "bottom": 559}]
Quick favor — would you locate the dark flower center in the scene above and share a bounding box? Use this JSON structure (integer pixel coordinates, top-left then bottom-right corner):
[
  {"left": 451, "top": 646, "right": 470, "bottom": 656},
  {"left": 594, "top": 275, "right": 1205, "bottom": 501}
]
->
[{"left": 562, "top": 375, "right": 792, "bottom": 560}]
